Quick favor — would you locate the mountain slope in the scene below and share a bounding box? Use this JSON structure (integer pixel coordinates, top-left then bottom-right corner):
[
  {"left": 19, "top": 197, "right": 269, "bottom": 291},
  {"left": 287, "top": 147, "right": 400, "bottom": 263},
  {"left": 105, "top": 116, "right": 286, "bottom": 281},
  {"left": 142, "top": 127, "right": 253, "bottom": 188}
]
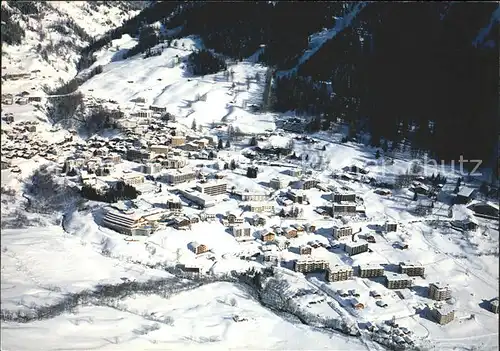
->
[{"left": 1, "top": 1, "right": 141, "bottom": 90}]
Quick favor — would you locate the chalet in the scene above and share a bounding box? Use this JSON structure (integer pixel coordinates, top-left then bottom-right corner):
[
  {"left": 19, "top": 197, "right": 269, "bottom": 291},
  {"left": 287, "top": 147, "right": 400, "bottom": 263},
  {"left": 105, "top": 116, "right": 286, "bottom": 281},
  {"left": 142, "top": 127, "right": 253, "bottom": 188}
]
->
[
  {"left": 260, "top": 231, "right": 276, "bottom": 242},
  {"left": 225, "top": 211, "right": 245, "bottom": 225},
  {"left": 284, "top": 227, "right": 298, "bottom": 239},
  {"left": 351, "top": 299, "right": 365, "bottom": 310},
  {"left": 173, "top": 217, "right": 191, "bottom": 230},
  {"left": 251, "top": 214, "right": 267, "bottom": 226},
  {"left": 188, "top": 242, "right": 208, "bottom": 255},
  {"left": 455, "top": 187, "right": 476, "bottom": 204},
  {"left": 468, "top": 202, "right": 499, "bottom": 219}
]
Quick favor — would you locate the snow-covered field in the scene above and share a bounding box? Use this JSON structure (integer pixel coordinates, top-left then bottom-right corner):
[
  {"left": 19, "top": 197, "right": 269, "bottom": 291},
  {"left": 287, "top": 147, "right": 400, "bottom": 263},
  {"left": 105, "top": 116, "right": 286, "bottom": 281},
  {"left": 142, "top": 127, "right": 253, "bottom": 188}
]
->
[{"left": 1, "top": 16, "right": 498, "bottom": 350}]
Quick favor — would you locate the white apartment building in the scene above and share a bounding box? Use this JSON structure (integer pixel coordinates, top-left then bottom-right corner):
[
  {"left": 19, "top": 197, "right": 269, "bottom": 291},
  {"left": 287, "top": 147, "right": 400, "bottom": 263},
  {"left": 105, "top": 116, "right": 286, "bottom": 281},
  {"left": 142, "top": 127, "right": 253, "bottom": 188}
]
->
[
  {"left": 161, "top": 157, "right": 187, "bottom": 169},
  {"left": 248, "top": 202, "right": 275, "bottom": 213},
  {"left": 238, "top": 191, "right": 268, "bottom": 201},
  {"left": 141, "top": 163, "right": 162, "bottom": 174},
  {"left": 333, "top": 225, "right": 353, "bottom": 239},
  {"left": 327, "top": 265, "right": 354, "bottom": 282},
  {"left": 121, "top": 172, "right": 145, "bottom": 185},
  {"left": 294, "top": 258, "right": 330, "bottom": 273},
  {"left": 231, "top": 224, "right": 253, "bottom": 242},
  {"left": 178, "top": 188, "right": 216, "bottom": 208},
  {"left": 428, "top": 282, "right": 452, "bottom": 301},
  {"left": 195, "top": 181, "right": 227, "bottom": 196},
  {"left": 163, "top": 168, "right": 196, "bottom": 184}
]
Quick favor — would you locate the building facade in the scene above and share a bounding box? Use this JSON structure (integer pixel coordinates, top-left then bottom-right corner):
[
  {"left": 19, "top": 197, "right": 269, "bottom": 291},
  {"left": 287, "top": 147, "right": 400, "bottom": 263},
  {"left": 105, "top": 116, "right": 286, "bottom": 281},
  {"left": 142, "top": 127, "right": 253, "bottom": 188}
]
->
[
  {"left": 428, "top": 282, "right": 452, "bottom": 301},
  {"left": 332, "top": 192, "right": 356, "bottom": 203},
  {"left": 344, "top": 241, "right": 368, "bottom": 256},
  {"left": 269, "top": 177, "right": 288, "bottom": 190},
  {"left": 384, "top": 273, "right": 412, "bottom": 289},
  {"left": 358, "top": 264, "right": 385, "bottom": 278},
  {"left": 431, "top": 305, "right": 455, "bottom": 325},
  {"left": 195, "top": 181, "right": 227, "bottom": 196},
  {"left": 163, "top": 169, "right": 196, "bottom": 184},
  {"left": 327, "top": 265, "right": 354, "bottom": 282},
  {"left": 399, "top": 262, "right": 425, "bottom": 277},
  {"left": 333, "top": 225, "right": 353, "bottom": 239},
  {"left": 294, "top": 258, "right": 330, "bottom": 273}
]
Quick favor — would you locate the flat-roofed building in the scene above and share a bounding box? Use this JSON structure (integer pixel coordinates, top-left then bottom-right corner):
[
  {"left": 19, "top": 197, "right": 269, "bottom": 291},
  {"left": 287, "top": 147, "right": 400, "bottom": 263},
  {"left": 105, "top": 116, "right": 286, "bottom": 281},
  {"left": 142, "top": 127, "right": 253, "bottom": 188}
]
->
[
  {"left": 431, "top": 304, "right": 455, "bottom": 325},
  {"left": 294, "top": 258, "right": 330, "bottom": 273},
  {"left": 344, "top": 240, "right": 368, "bottom": 256},
  {"left": 385, "top": 222, "right": 398, "bottom": 232},
  {"left": 332, "top": 202, "right": 357, "bottom": 215},
  {"left": 429, "top": 282, "right": 452, "bottom": 301},
  {"left": 127, "top": 149, "right": 152, "bottom": 161},
  {"left": 333, "top": 225, "right": 353, "bottom": 239},
  {"left": 247, "top": 202, "right": 275, "bottom": 213},
  {"left": 299, "top": 245, "right": 312, "bottom": 255},
  {"left": 163, "top": 168, "right": 196, "bottom": 184},
  {"left": 195, "top": 181, "right": 227, "bottom": 196},
  {"left": 269, "top": 177, "right": 288, "bottom": 190},
  {"left": 231, "top": 224, "right": 253, "bottom": 242},
  {"left": 161, "top": 156, "right": 187, "bottom": 169},
  {"left": 150, "top": 145, "right": 170, "bottom": 154},
  {"left": 384, "top": 272, "right": 412, "bottom": 289},
  {"left": 238, "top": 191, "right": 268, "bottom": 201},
  {"left": 121, "top": 172, "right": 145, "bottom": 185},
  {"left": 358, "top": 264, "right": 385, "bottom": 278},
  {"left": 286, "top": 189, "right": 308, "bottom": 204},
  {"left": 399, "top": 262, "right": 425, "bottom": 277},
  {"left": 332, "top": 192, "right": 356, "bottom": 203},
  {"left": 327, "top": 265, "right": 354, "bottom": 282},
  {"left": 178, "top": 188, "right": 216, "bottom": 208}
]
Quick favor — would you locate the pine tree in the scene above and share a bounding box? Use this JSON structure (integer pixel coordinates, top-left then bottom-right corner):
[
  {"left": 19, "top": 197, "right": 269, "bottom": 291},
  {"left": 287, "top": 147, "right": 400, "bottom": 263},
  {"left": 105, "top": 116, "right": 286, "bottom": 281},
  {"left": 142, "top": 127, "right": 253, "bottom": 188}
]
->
[
  {"left": 249, "top": 136, "right": 257, "bottom": 146},
  {"left": 191, "top": 119, "right": 197, "bottom": 131},
  {"left": 230, "top": 159, "right": 236, "bottom": 170},
  {"left": 375, "top": 150, "right": 381, "bottom": 159},
  {"left": 218, "top": 139, "right": 223, "bottom": 150},
  {"left": 225, "top": 140, "right": 231, "bottom": 148},
  {"left": 413, "top": 192, "right": 418, "bottom": 201}
]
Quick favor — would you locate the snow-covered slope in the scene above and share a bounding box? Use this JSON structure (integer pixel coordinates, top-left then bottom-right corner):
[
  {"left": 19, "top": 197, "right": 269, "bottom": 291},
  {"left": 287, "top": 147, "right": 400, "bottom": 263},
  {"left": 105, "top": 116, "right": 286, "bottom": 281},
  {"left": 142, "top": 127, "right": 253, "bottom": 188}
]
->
[{"left": 1, "top": 1, "right": 140, "bottom": 90}]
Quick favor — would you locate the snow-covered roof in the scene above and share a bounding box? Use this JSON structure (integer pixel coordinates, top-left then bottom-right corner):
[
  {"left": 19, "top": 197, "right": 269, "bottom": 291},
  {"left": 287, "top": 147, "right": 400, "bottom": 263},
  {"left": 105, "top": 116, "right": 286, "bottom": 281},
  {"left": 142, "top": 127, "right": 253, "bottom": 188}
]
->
[
  {"left": 452, "top": 205, "right": 477, "bottom": 223},
  {"left": 457, "top": 187, "right": 475, "bottom": 198},
  {"left": 385, "top": 272, "right": 411, "bottom": 281}
]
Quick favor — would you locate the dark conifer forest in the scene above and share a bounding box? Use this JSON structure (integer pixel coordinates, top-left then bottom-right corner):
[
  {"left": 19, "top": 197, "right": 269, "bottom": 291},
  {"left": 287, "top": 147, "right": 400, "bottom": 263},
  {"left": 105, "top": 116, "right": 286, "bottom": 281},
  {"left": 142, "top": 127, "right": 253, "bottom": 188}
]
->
[{"left": 81, "top": 1, "right": 499, "bottom": 166}]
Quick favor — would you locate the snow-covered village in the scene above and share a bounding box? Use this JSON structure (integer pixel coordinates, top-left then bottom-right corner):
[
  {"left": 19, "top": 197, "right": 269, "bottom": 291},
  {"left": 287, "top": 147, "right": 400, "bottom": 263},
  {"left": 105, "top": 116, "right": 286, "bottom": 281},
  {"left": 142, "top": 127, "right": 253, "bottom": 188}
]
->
[{"left": 1, "top": 2, "right": 499, "bottom": 350}]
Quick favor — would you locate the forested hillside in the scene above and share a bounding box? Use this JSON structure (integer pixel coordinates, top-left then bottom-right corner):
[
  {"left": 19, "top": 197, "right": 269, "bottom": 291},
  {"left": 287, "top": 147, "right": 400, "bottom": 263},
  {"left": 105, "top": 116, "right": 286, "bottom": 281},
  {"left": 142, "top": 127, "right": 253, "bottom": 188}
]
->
[{"left": 78, "top": 1, "right": 500, "bottom": 167}]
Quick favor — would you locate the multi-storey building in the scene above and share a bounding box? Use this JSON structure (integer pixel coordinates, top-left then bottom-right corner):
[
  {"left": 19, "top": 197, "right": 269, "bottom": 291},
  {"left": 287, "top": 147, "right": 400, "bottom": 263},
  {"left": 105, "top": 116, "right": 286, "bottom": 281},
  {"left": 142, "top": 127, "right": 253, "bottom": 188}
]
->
[
  {"left": 344, "top": 240, "right": 368, "bottom": 256},
  {"left": 358, "top": 264, "right": 385, "bottom": 278},
  {"left": 195, "top": 181, "right": 227, "bottom": 196},
  {"left": 141, "top": 163, "right": 162, "bottom": 174},
  {"left": 121, "top": 173, "right": 145, "bottom": 186},
  {"left": 332, "top": 203, "right": 357, "bottom": 215},
  {"left": 384, "top": 273, "right": 412, "bottom": 289},
  {"left": 299, "top": 245, "right": 312, "bottom": 255},
  {"left": 149, "top": 144, "right": 170, "bottom": 154},
  {"left": 269, "top": 177, "right": 288, "bottom": 190},
  {"left": 149, "top": 105, "right": 167, "bottom": 113},
  {"left": 178, "top": 188, "right": 215, "bottom": 208},
  {"left": 161, "top": 157, "right": 187, "bottom": 169},
  {"left": 170, "top": 135, "right": 186, "bottom": 147},
  {"left": 248, "top": 202, "right": 275, "bottom": 213},
  {"left": 385, "top": 222, "right": 398, "bottom": 232},
  {"left": 333, "top": 225, "right": 353, "bottom": 239},
  {"left": 399, "top": 262, "right": 425, "bottom": 277},
  {"left": 332, "top": 192, "right": 356, "bottom": 203},
  {"left": 327, "top": 265, "right": 354, "bottom": 282},
  {"left": 294, "top": 258, "right": 330, "bottom": 273},
  {"left": 126, "top": 148, "right": 152, "bottom": 161},
  {"left": 163, "top": 169, "right": 196, "bottom": 184},
  {"left": 431, "top": 305, "right": 455, "bottom": 325},
  {"left": 286, "top": 189, "right": 308, "bottom": 204},
  {"left": 231, "top": 224, "right": 253, "bottom": 241},
  {"left": 285, "top": 168, "right": 302, "bottom": 177},
  {"left": 428, "top": 282, "right": 452, "bottom": 301},
  {"left": 238, "top": 192, "right": 268, "bottom": 201}
]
